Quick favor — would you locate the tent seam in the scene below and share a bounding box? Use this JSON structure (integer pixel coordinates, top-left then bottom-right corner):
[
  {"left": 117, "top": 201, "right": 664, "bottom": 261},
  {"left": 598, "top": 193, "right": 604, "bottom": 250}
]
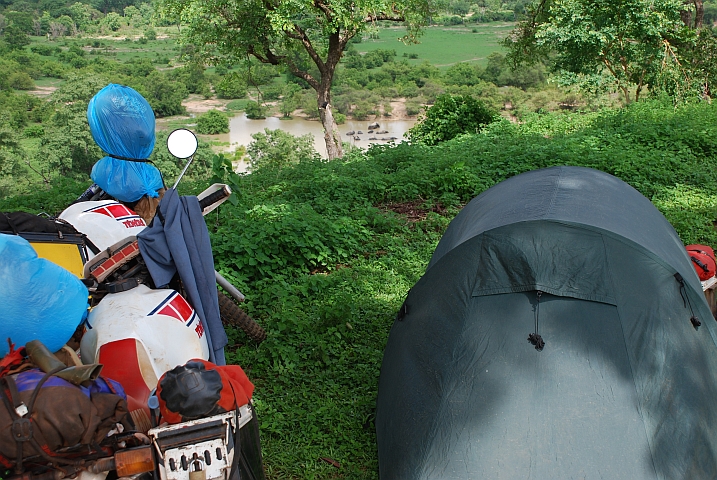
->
[
  {"left": 601, "top": 232, "right": 660, "bottom": 478},
  {"left": 416, "top": 235, "right": 483, "bottom": 479},
  {"left": 544, "top": 165, "right": 564, "bottom": 218}
]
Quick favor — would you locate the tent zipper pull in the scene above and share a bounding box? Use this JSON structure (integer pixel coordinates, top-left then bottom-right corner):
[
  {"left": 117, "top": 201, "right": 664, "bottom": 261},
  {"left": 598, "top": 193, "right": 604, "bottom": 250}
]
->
[
  {"left": 674, "top": 273, "right": 701, "bottom": 329},
  {"left": 528, "top": 290, "right": 545, "bottom": 351}
]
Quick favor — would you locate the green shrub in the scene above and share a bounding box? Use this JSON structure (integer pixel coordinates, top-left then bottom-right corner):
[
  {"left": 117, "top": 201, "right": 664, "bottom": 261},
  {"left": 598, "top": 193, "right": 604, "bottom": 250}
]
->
[
  {"left": 407, "top": 93, "right": 498, "bottom": 145},
  {"left": 30, "top": 44, "right": 60, "bottom": 56},
  {"left": 8, "top": 72, "right": 34, "bottom": 90},
  {"left": 23, "top": 124, "right": 44, "bottom": 137},
  {"left": 215, "top": 72, "right": 246, "bottom": 99},
  {"left": 197, "top": 110, "right": 229, "bottom": 134},
  {"left": 334, "top": 112, "right": 346, "bottom": 124},
  {"left": 246, "top": 128, "right": 317, "bottom": 171},
  {"left": 245, "top": 101, "right": 266, "bottom": 119}
]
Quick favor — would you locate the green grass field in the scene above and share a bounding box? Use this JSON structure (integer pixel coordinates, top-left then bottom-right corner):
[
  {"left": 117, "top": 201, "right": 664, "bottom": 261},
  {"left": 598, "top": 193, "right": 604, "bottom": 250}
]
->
[{"left": 353, "top": 23, "right": 514, "bottom": 69}]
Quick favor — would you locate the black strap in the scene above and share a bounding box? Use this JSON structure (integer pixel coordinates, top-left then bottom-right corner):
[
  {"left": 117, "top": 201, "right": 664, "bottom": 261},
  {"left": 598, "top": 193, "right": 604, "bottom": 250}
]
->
[
  {"left": 528, "top": 290, "right": 545, "bottom": 351},
  {"left": 675, "top": 273, "right": 701, "bottom": 329},
  {"left": 108, "top": 153, "right": 150, "bottom": 162}
]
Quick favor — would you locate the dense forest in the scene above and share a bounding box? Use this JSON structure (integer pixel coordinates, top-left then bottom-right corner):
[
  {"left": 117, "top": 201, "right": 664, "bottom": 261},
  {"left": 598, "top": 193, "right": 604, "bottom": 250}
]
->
[{"left": 3, "top": 0, "right": 717, "bottom": 476}]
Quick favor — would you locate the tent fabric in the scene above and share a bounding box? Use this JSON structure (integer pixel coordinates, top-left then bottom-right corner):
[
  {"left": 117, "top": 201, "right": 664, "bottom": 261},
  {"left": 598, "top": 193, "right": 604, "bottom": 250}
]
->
[
  {"left": 87, "top": 84, "right": 163, "bottom": 203},
  {"left": 376, "top": 166, "right": 717, "bottom": 479}
]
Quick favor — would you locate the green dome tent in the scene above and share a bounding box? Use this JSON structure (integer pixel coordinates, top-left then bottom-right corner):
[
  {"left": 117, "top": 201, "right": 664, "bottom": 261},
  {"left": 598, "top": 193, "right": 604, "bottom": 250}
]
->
[{"left": 376, "top": 166, "right": 717, "bottom": 479}]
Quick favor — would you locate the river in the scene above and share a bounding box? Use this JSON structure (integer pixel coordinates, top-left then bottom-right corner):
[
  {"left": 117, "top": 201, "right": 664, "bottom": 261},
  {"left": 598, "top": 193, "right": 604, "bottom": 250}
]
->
[{"left": 223, "top": 114, "right": 417, "bottom": 171}]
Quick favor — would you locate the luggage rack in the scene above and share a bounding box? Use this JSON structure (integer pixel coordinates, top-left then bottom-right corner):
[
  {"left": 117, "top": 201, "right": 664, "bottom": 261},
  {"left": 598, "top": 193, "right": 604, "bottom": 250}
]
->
[{"left": 148, "top": 405, "right": 253, "bottom": 480}]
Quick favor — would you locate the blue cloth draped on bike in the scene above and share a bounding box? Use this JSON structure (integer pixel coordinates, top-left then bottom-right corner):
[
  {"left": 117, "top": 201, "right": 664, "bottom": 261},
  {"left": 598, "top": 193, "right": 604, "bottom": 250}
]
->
[
  {"left": 88, "top": 84, "right": 163, "bottom": 203},
  {"left": 136, "top": 189, "right": 227, "bottom": 365}
]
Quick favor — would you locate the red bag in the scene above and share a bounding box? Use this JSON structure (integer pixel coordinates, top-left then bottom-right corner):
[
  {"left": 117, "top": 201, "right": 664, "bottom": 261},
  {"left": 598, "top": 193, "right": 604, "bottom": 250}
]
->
[
  {"left": 686, "top": 244, "right": 717, "bottom": 281},
  {"left": 156, "top": 359, "right": 253, "bottom": 424}
]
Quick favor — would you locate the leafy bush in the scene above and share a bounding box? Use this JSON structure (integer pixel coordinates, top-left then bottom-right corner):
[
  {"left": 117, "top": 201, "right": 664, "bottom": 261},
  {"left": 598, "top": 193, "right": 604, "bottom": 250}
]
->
[
  {"left": 246, "top": 128, "right": 317, "bottom": 170},
  {"left": 407, "top": 93, "right": 498, "bottom": 145},
  {"left": 30, "top": 44, "right": 60, "bottom": 56},
  {"left": 23, "top": 124, "right": 44, "bottom": 137},
  {"left": 196, "top": 109, "right": 229, "bottom": 134},
  {"left": 215, "top": 72, "right": 246, "bottom": 99},
  {"left": 135, "top": 71, "right": 187, "bottom": 117},
  {"left": 8, "top": 72, "right": 34, "bottom": 90},
  {"left": 245, "top": 101, "right": 266, "bottom": 119}
]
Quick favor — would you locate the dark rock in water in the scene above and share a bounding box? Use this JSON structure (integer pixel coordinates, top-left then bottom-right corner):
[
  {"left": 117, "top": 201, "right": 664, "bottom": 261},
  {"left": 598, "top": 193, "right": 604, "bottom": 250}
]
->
[
  {"left": 357, "top": 131, "right": 363, "bottom": 134},
  {"left": 368, "top": 130, "right": 374, "bottom": 134},
  {"left": 369, "top": 136, "right": 378, "bottom": 140},
  {"left": 346, "top": 131, "right": 355, "bottom": 135},
  {"left": 354, "top": 136, "right": 361, "bottom": 141},
  {"left": 368, "top": 122, "right": 380, "bottom": 130},
  {"left": 377, "top": 130, "right": 389, "bottom": 134},
  {"left": 390, "top": 137, "right": 398, "bottom": 140}
]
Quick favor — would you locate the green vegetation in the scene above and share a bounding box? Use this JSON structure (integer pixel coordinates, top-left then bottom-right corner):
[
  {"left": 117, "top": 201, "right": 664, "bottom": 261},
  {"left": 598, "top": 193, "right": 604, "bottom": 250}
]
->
[
  {"left": 407, "top": 93, "right": 498, "bottom": 145},
  {"left": 354, "top": 24, "right": 514, "bottom": 68},
  {"left": 196, "top": 109, "right": 229, "bottom": 134},
  {"left": 4, "top": 100, "right": 717, "bottom": 478}
]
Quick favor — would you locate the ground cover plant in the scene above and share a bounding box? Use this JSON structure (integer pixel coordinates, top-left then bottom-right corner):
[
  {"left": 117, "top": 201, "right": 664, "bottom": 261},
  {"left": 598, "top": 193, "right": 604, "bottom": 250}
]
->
[
  {"left": 353, "top": 23, "right": 514, "bottom": 68},
  {"left": 3, "top": 99, "right": 717, "bottom": 479}
]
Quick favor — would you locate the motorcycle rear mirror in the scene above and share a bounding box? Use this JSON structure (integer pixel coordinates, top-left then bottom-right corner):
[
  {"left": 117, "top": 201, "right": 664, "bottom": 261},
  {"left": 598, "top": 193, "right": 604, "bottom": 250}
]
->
[{"left": 167, "top": 128, "right": 198, "bottom": 159}]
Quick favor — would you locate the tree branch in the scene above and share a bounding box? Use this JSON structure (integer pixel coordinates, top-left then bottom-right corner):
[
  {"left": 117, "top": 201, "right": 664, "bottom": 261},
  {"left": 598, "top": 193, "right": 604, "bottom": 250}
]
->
[
  {"left": 313, "top": 0, "right": 334, "bottom": 22},
  {"left": 288, "top": 23, "right": 326, "bottom": 73},
  {"left": 364, "top": 12, "right": 405, "bottom": 22}
]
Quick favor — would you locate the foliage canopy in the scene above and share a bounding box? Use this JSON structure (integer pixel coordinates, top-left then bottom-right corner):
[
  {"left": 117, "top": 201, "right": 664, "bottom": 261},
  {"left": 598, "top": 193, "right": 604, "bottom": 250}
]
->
[{"left": 506, "top": 0, "right": 689, "bottom": 103}]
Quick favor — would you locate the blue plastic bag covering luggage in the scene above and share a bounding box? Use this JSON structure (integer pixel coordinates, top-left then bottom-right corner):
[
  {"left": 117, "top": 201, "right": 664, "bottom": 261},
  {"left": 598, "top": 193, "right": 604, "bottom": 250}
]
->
[
  {"left": 88, "top": 84, "right": 163, "bottom": 203},
  {"left": 0, "top": 234, "right": 88, "bottom": 356}
]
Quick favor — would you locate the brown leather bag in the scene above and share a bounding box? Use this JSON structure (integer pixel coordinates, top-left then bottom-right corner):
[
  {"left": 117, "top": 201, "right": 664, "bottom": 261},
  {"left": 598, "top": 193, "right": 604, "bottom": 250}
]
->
[{"left": 0, "top": 368, "right": 128, "bottom": 473}]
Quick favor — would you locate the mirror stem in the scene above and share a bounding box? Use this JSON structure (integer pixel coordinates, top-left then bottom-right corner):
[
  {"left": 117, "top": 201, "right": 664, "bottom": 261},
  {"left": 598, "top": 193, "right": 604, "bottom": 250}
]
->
[{"left": 172, "top": 155, "right": 195, "bottom": 190}]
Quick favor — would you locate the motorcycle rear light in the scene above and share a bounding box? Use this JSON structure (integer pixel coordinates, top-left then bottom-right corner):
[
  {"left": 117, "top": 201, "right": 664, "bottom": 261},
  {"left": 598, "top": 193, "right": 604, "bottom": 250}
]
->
[{"left": 115, "top": 446, "right": 155, "bottom": 476}]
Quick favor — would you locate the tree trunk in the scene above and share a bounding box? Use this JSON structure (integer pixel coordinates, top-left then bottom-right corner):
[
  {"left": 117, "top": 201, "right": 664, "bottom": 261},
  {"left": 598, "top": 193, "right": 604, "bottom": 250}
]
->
[
  {"left": 317, "top": 75, "right": 343, "bottom": 159},
  {"left": 681, "top": 0, "right": 703, "bottom": 28}
]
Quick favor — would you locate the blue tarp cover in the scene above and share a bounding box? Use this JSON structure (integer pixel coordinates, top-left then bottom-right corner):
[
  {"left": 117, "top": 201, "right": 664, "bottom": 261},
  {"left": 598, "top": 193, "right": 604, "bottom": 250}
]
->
[
  {"left": 88, "top": 84, "right": 163, "bottom": 203},
  {"left": 0, "top": 234, "right": 88, "bottom": 356}
]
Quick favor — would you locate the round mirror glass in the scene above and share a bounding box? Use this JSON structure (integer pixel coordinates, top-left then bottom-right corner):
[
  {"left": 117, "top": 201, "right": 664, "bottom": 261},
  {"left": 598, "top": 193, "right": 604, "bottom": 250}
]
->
[{"left": 167, "top": 128, "right": 198, "bottom": 159}]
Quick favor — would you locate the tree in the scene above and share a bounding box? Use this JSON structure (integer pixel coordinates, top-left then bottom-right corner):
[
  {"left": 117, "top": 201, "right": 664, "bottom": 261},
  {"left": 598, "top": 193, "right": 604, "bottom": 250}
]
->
[
  {"left": 246, "top": 128, "right": 317, "bottom": 170},
  {"left": 506, "top": 0, "right": 687, "bottom": 103},
  {"left": 279, "top": 83, "right": 301, "bottom": 117},
  {"left": 196, "top": 109, "right": 229, "bottom": 134},
  {"left": 245, "top": 101, "right": 266, "bottom": 120},
  {"left": 214, "top": 73, "right": 247, "bottom": 99},
  {"left": 4, "top": 25, "right": 30, "bottom": 50},
  {"left": 407, "top": 93, "right": 497, "bottom": 146},
  {"left": 38, "top": 74, "right": 107, "bottom": 176},
  {"left": 101, "top": 11, "right": 122, "bottom": 31},
  {"left": 160, "top": 0, "right": 433, "bottom": 159}
]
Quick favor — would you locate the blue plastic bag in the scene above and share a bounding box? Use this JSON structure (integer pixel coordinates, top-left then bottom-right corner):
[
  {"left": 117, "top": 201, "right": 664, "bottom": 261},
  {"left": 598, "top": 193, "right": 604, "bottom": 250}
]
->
[
  {"left": 0, "top": 234, "right": 88, "bottom": 357},
  {"left": 88, "top": 84, "right": 163, "bottom": 203}
]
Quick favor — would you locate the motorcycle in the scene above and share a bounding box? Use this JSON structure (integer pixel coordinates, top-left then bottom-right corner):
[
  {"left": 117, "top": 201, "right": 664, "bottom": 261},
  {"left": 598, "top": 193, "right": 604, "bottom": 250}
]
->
[{"left": 26, "top": 129, "right": 267, "bottom": 480}]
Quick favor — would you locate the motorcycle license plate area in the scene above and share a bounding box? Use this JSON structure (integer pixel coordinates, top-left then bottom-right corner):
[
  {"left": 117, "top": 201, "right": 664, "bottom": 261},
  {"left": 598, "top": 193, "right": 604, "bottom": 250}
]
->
[{"left": 148, "top": 405, "right": 253, "bottom": 480}]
